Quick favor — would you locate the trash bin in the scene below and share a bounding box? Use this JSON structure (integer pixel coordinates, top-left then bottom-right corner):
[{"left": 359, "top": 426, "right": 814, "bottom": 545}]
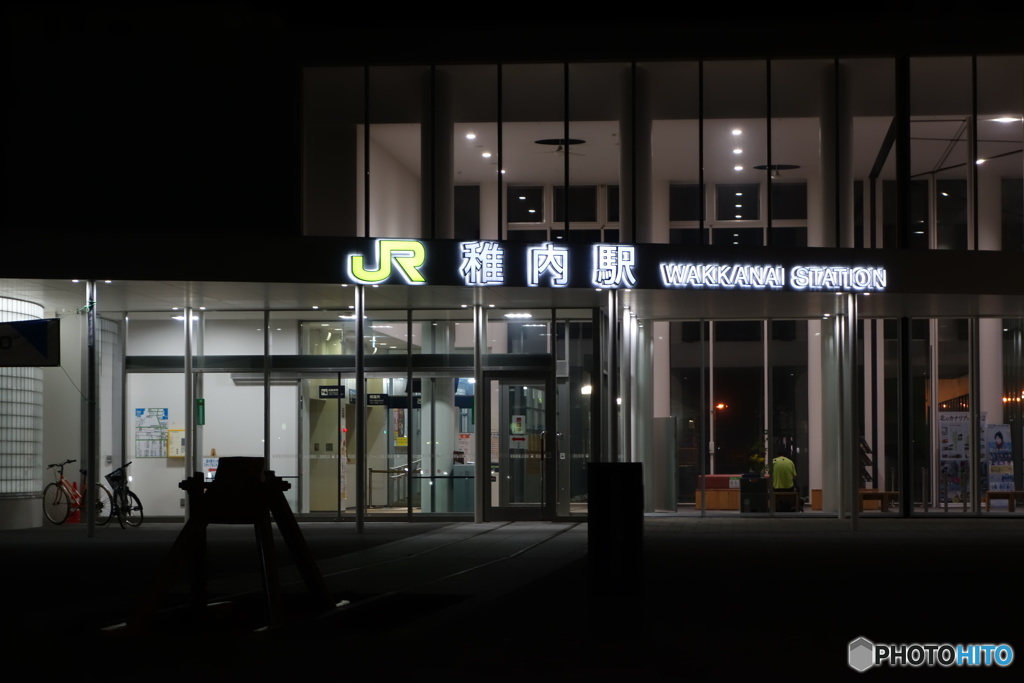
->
[
  {"left": 740, "top": 472, "right": 768, "bottom": 513},
  {"left": 587, "top": 462, "right": 643, "bottom": 588}
]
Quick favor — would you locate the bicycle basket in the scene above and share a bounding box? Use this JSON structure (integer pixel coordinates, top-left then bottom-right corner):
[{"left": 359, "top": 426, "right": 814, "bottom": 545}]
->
[{"left": 105, "top": 468, "right": 126, "bottom": 486}]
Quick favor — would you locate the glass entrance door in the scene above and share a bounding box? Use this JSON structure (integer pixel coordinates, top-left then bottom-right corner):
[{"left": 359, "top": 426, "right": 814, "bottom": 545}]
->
[{"left": 485, "top": 373, "right": 556, "bottom": 521}]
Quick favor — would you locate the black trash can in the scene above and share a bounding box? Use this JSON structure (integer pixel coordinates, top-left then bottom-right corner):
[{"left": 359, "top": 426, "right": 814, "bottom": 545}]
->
[
  {"left": 740, "top": 472, "right": 768, "bottom": 513},
  {"left": 587, "top": 462, "right": 643, "bottom": 588}
]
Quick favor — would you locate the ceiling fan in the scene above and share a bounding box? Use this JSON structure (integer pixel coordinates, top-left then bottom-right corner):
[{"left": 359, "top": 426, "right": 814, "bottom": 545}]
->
[{"left": 535, "top": 137, "right": 586, "bottom": 156}]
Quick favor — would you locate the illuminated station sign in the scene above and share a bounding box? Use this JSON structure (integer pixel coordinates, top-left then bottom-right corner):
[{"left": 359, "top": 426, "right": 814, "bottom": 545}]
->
[{"left": 343, "top": 239, "right": 887, "bottom": 293}]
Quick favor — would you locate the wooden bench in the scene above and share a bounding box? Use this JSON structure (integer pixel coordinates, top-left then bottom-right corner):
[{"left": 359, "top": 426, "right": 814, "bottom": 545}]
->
[
  {"left": 773, "top": 490, "right": 801, "bottom": 512},
  {"left": 858, "top": 489, "right": 899, "bottom": 512},
  {"left": 983, "top": 491, "right": 1024, "bottom": 512}
]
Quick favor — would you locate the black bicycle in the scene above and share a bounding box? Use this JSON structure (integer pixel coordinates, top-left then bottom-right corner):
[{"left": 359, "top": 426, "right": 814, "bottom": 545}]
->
[{"left": 105, "top": 462, "right": 143, "bottom": 528}]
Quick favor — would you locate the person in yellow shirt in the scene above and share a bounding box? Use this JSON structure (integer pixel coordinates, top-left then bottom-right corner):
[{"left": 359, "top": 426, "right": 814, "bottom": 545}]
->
[{"left": 772, "top": 454, "right": 800, "bottom": 511}]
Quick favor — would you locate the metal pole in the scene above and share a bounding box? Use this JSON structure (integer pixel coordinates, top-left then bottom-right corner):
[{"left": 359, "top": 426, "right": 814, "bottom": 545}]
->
[
  {"left": 183, "top": 305, "right": 194, "bottom": 519},
  {"left": 355, "top": 286, "right": 365, "bottom": 533},
  {"left": 85, "top": 281, "right": 98, "bottom": 536},
  {"left": 264, "top": 310, "right": 271, "bottom": 468},
  {"left": 474, "top": 301, "right": 485, "bottom": 522},
  {"left": 700, "top": 320, "right": 707, "bottom": 516}
]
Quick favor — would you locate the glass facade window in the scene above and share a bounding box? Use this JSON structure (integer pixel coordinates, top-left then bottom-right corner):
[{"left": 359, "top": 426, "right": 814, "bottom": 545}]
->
[
  {"left": 10, "top": 49, "right": 1024, "bottom": 529},
  {"left": 507, "top": 186, "right": 545, "bottom": 223},
  {"left": 717, "top": 183, "right": 760, "bottom": 221},
  {"left": 553, "top": 186, "right": 598, "bottom": 223},
  {"left": 669, "top": 184, "right": 702, "bottom": 222}
]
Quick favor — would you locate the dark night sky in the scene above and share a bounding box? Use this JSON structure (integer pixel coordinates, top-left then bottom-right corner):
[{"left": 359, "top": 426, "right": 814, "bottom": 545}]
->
[{"left": 6, "top": 5, "right": 1022, "bottom": 238}]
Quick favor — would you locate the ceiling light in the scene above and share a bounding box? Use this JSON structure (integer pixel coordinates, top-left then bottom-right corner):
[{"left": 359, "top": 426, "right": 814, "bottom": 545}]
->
[
  {"left": 992, "top": 117, "right": 1022, "bottom": 123},
  {"left": 733, "top": 148, "right": 743, "bottom": 154},
  {"left": 481, "top": 152, "right": 491, "bottom": 158},
  {"left": 466, "top": 132, "right": 476, "bottom": 140},
  {"left": 976, "top": 159, "right": 986, "bottom": 165},
  {"left": 732, "top": 129, "right": 742, "bottom": 136},
  {"left": 734, "top": 165, "right": 743, "bottom": 171}
]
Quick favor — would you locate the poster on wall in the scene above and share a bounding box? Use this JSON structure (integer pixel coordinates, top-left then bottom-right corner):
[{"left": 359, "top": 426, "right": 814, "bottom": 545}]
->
[
  {"left": 457, "top": 432, "right": 473, "bottom": 463},
  {"left": 938, "top": 412, "right": 970, "bottom": 504},
  {"left": 985, "top": 425, "right": 1014, "bottom": 506},
  {"left": 202, "top": 456, "right": 219, "bottom": 482},
  {"left": 135, "top": 408, "right": 168, "bottom": 458}
]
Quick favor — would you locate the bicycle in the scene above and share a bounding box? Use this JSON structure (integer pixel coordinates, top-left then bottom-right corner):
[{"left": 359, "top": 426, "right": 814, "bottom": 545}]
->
[
  {"left": 42, "top": 459, "right": 114, "bottom": 525},
  {"left": 105, "top": 462, "right": 143, "bottom": 528}
]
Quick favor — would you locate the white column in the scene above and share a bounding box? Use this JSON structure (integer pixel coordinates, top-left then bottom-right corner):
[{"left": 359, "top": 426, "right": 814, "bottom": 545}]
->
[
  {"left": 806, "top": 320, "right": 823, "bottom": 508},
  {"left": 421, "top": 322, "right": 456, "bottom": 512}
]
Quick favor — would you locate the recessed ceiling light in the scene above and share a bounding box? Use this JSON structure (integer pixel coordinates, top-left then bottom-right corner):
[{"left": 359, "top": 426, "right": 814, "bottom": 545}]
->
[
  {"left": 976, "top": 159, "right": 986, "bottom": 164},
  {"left": 732, "top": 129, "right": 742, "bottom": 136},
  {"left": 466, "top": 132, "right": 476, "bottom": 140},
  {"left": 734, "top": 165, "right": 743, "bottom": 171},
  {"left": 481, "top": 152, "right": 491, "bottom": 158},
  {"left": 992, "top": 117, "right": 1022, "bottom": 123},
  {"left": 733, "top": 148, "right": 743, "bottom": 154}
]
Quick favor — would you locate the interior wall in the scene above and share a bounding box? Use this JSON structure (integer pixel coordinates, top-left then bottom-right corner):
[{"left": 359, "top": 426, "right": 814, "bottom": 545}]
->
[{"left": 123, "top": 319, "right": 300, "bottom": 518}]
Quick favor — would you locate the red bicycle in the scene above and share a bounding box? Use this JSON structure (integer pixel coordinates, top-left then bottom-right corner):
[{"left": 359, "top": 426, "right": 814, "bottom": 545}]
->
[{"left": 42, "top": 459, "right": 113, "bottom": 525}]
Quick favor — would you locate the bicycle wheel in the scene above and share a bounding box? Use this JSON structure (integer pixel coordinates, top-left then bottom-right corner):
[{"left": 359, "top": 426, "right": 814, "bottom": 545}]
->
[
  {"left": 43, "top": 483, "right": 69, "bottom": 524},
  {"left": 93, "top": 484, "right": 114, "bottom": 526},
  {"left": 123, "top": 490, "right": 143, "bottom": 527}
]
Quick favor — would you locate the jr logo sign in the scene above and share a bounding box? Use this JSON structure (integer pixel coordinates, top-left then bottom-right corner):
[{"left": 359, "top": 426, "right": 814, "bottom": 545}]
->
[{"left": 348, "top": 239, "right": 427, "bottom": 284}]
